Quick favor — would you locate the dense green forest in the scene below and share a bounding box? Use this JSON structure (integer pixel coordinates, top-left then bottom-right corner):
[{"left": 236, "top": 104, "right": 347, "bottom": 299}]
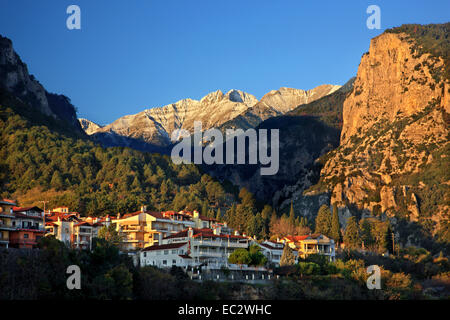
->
[{"left": 0, "top": 87, "right": 232, "bottom": 216}]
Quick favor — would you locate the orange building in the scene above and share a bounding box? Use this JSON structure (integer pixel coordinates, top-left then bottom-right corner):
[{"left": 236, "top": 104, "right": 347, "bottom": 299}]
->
[{"left": 9, "top": 206, "right": 45, "bottom": 249}]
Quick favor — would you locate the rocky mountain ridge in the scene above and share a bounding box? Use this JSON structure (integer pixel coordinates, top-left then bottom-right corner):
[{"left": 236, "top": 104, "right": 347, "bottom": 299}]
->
[{"left": 80, "top": 85, "right": 340, "bottom": 149}]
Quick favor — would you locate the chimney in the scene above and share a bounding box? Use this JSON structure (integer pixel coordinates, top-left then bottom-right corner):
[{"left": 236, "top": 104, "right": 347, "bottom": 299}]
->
[
  {"left": 117, "top": 213, "right": 121, "bottom": 219},
  {"left": 234, "top": 230, "right": 240, "bottom": 236},
  {"left": 188, "top": 227, "right": 194, "bottom": 238},
  {"left": 141, "top": 205, "right": 147, "bottom": 213}
]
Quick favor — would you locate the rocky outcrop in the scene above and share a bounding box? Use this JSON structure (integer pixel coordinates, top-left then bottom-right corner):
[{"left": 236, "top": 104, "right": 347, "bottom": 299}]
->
[
  {"left": 204, "top": 82, "right": 352, "bottom": 216},
  {"left": 314, "top": 27, "right": 449, "bottom": 235},
  {"left": 0, "top": 34, "right": 83, "bottom": 132},
  {"left": 78, "top": 118, "right": 103, "bottom": 135}
]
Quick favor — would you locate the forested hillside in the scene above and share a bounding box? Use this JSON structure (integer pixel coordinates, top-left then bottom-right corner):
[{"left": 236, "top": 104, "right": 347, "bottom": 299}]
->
[{"left": 0, "top": 86, "right": 230, "bottom": 216}]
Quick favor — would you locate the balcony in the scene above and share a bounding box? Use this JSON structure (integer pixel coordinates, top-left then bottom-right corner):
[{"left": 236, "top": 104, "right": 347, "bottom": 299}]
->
[
  {"left": 18, "top": 225, "right": 44, "bottom": 231},
  {"left": 9, "top": 239, "right": 37, "bottom": 246},
  {"left": 196, "top": 239, "right": 224, "bottom": 247},
  {"left": 0, "top": 213, "right": 14, "bottom": 218},
  {"left": 196, "top": 250, "right": 224, "bottom": 258},
  {"left": 0, "top": 223, "right": 15, "bottom": 231},
  {"left": 121, "top": 227, "right": 141, "bottom": 232}
]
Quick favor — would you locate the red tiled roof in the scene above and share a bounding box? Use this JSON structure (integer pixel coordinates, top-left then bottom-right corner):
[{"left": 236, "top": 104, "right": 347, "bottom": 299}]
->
[
  {"left": 119, "top": 210, "right": 172, "bottom": 221},
  {"left": 1, "top": 199, "right": 17, "bottom": 205},
  {"left": 284, "top": 234, "right": 322, "bottom": 242},
  {"left": 74, "top": 221, "right": 93, "bottom": 227},
  {"left": 142, "top": 242, "right": 187, "bottom": 251},
  {"left": 260, "top": 243, "right": 284, "bottom": 250},
  {"left": 13, "top": 206, "right": 43, "bottom": 212},
  {"left": 46, "top": 212, "right": 80, "bottom": 222}
]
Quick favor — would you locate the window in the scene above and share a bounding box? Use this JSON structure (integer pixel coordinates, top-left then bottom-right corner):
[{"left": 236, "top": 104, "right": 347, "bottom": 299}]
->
[
  {"left": 164, "top": 250, "right": 168, "bottom": 255},
  {"left": 24, "top": 234, "right": 29, "bottom": 239},
  {"left": 143, "top": 252, "right": 147, "bottom": 257},
  {"left": 163, "top": 260, "right": 167, "bottom": 265},
  {"left": 172, "top": 260, "right": 176, "bottom": 265},
  {"left": 171, "top": 249, "right": 177, "bottom": 254}
]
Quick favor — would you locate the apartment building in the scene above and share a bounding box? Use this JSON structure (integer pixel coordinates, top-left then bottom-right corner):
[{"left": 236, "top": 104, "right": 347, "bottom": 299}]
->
[
  {"left": 282, "top": 234, "right": 335, "bottom": 262},
  {"left": 115, "top": 206, "right": 196, "bottom": 251},
  {"left": 9, "top": 206, "right": 45, "bottom": 249},
  {"left": 0, "top": 199, "right": 16, "bottom": 248},
  {"left": 140, "top": 226, "right": 250, "bottom": 269},
  {"left": 257, "top": 241, "right": 285, "bottom": 266},
  {"left": 45, "top": 211, "right": 80, "bottom": 246}
]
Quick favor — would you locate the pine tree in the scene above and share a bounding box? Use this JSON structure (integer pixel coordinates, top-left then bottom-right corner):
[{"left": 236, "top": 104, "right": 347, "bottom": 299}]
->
[
  {"left": 261, "top": 205, "right": 272, "bottom": 238},
  {"left": 343, "top": 216, "right": 361, "bottom": 249},
  {"left": 289, "top": 201, "right": 295, "bottom": 226},
  {"left": 215, "top": 208, "right": 222, "bottom": 222},
  {"left": 131, "top": 175, "right": 142, "bottom": 190},
  {"left": 330, "top": 204, "right": 342, "bottom": 244},
  {"left": 225, "top": 203, "right": 237, "bottom": 228},
  {"left": 50, "top": 170, "right": 64, "bottom": 190},
  {"left": 280, "top": 245, "right": 296, "bottom": 266},
  {"left": 201, "top": 200, "right": 208, "bottom": 217},
  {"left": 299, "top": 217, "right": 309, "bottom": 228},
  {"left": 315, "top": 205, "right": 332, "bottom": 236},
  {"left": 359, "top": 218, "right": 374, "bottom": 249},
  {"left": 269, "top": 212, "right": 278, "bottom": 237}
]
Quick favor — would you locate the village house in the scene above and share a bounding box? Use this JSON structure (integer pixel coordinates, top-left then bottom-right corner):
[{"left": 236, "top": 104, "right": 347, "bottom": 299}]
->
[
  {"left": 114, "top": 206, "right": 197, "bottom": 251},
  {"left": 9, "top": 206, "right": 45, "bottom": 249},
  {"left": 282, "top": 234, "right": 336, "bottom": 262},
  {"left": 140, "top": 226, "right": 250, "bottom": 269},
  {"left": 45, "top": 208, "right": 104, "bottom": 250},
  {"left": 257, "top": 240, "right": 285, "bottom": 266}
]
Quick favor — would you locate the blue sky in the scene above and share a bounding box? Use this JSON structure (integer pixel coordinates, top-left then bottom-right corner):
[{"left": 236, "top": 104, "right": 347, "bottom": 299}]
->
[{"left": 0, "top": 0, "right": 448, "bottom": 125}]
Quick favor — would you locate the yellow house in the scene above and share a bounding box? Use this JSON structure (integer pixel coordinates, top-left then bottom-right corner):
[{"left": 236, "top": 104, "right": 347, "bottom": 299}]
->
[
  {"left": 0, "top": 199, "right": 17, "bottom": 248},
  {"left": 114, "top": 206, "right": 196, "bottom": 251},
  {"left": 282, "top": 234, "right": 336, "bottom": 262}
]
